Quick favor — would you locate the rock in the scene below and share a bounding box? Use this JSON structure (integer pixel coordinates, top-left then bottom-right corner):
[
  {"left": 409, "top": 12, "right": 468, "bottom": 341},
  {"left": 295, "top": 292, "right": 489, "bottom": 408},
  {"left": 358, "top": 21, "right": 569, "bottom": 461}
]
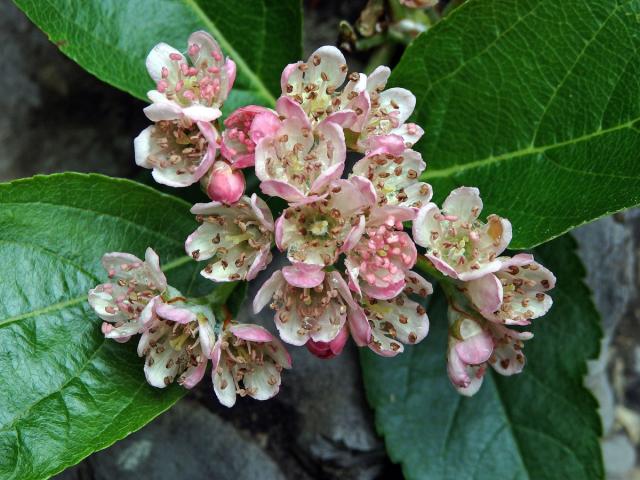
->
[
  {"left": 574, "top": 215, "right": 635, "bottom": 334},
  {"left": 603, "top": 434, "right": 637, "bottom": 479},
  {"left": 79, "top": 399, "right": 285, "bottom": 480},
  {"left": 0, "top": 0, "right": 144, "bottom": 182},
  {"left": 575, "top": 214, "right": 636, "bottom": 437}
]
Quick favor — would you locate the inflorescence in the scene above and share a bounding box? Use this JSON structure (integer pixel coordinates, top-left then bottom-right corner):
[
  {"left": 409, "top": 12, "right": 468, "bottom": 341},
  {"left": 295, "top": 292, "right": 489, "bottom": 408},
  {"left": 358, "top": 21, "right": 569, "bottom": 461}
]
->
[{"left": 88, "top": 31, "right": 555, "bottom": 406}]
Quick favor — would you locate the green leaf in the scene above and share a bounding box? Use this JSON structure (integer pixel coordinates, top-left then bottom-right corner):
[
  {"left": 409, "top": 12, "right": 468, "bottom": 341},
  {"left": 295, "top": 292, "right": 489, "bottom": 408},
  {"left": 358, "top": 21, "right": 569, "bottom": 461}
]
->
[
  {"left": 12, "top": 0, "right": 303, "bottom": 107},
  {"left": 0, "top": 173, "right": 230, "bottom": 480},
  {"left": 392, "top": 0, "right": 640, "bottom": 248},
  {"left": 360, "top": 235, "right": 603, "bottom": 479}
]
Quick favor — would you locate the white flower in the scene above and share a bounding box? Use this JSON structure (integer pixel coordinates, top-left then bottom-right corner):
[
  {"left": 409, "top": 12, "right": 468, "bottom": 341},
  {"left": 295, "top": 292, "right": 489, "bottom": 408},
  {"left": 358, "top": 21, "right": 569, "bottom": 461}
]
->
[
  {"left": 253, "top": 263, "right": 362, "bottom": 346},
  {"left": 144, "top": 31, "right": 235, "bottom": 121},
  {"left": 353, "top": 66, "right": 424, "bottom": 152},
  {"left": 137, "top": 292, "right": 217, "bottom": 389},
  {"left": 88, "top": 248, "right": 167, "bottom": 342},
  {"left": 212, "top": 323, "right": 291, "bottom": 407},
  {"left": 464, "top": 254, "right": 556, "bottom": 325},
  {"left": 413, "top": 187, "right": 512, "bottom": 281},
  {"left": 185, "top": 194, "right": 274, "bottom": 282},
  {"left": 134, "top": 117, "right": 217, "bottom": 187},
  {"left": 275, "top": 177, "right": 376, "bottom": 266},
  {"left": 352, "top": 136, "right": 432, "bottom": 209}
]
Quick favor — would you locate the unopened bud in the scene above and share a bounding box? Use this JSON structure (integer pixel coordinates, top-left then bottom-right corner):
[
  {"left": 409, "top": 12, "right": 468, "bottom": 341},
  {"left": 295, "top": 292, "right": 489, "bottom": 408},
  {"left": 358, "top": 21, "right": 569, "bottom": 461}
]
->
[
  {"left": 306, "top": 325, "right": 349, "bottom": 359},
  {"left": 202, "top": 161, "right": 245, "bottom": 204}
]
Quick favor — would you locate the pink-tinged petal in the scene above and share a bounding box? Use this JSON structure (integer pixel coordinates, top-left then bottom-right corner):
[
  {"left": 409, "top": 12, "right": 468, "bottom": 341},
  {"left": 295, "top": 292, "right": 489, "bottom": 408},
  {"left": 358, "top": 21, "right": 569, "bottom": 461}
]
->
[
  {"left": 189, "top": 200, "right": 225, "bottom": 215},
  {"left": 144, "top": 248, "right": 167, "bottom": 291},
  {"left": 366, "top": 134, "right": 406, "bottom": 156},
  {"left": 344, "top": 258, "right": 362, "bottom": 297},
  {"left": 188, "top": 31, "right": 221, "bottom": 62},
  {"left": 362, "top": 280, "right": 405, "bottom": 300},
  {"left": 225, "top": 58, "right": 237, "bottom": 93},
  {"left": 198, "top": 317, "right": 216, "bottom": 359},
  {"left": 447, "top": 348, "right": 470, "bottom": 386},
  {"left": 310, "top": 161, "right": 345, "bottom": 195},
  {"left": 391, "top": 123, "right": 424, "bottom": 148},
  {"left": 213, "top": 361, "right": 237, "bottom": 407},
  {"left": 307, "top": 46, "right": 347, "bottom": 88},
  {"left": 345, "top": 90, "right": 371, "bottom": 133},
  {"left": 134, "top": 127, "right": 153, "bottom": 168},
  {"left": 456, "top": 261, "right": 503, "bottom": 282},
  {"left": 266, "top": 337, "right": 292, "bottom": 368},
  {"left": 246, "top": 247, "right": 272, "bottom": 281},
  {"left": 210, "top": 338, "right": 223, "bottom": 370},
  {"left": 404, "top": 271, "right": 433, "bottom": 297},
  {"left": 253, "top": 270, "right": 285, "bottom": 313},
  {"left": 499, "top": 253, "right": 535, "bottom": 268},
  {"left": 276, "top": 96, "right": 310, "bottom": 125},
  {"left": 426, "top": 253, "right": 459, "bottom": 279},
  {"left": 455, "top": 331, "right": 493, "bottom": 365},
  {"left": 145, "top": 42, "right": 181, "bottom": 82},
  {"left": 142, "top": 98, "right": 182, "bottom": 122},
  {"left": 138, "top": 296, "right": 160, "bottom": 328},
  {"left": 348, "top": 175, "right": 378, "bottom": 206},
  {"left": 322, "top": 110, "right": 358, "bottom": 129},
  {"left": 366, "top": 65, "right": 391, "bottom": 93},
  {"left": 250, "top": 193, "right": 275, "bottom": 231},
  {"left": 243, "top": 362, "right": 281, "bottom": 401},
  {"left": 412, "top": 203, "right": 441, "bottom": 248},
  {"left": 341, "top": 215, "right": 366, "bottom": 253},
  {"left": 182, "top": 105, "right": 222, "bottom": 122},
  {"left": 348, "top": 305, "right": 372, "bottom": 346},
  {"left": 466, "top": 274, "right": 503, "bottom": 316},
  {"left": 280, "top": 61, "right": 302, "bottom": 94},
  {"left": 368, "top": 205, "right": 416, "bottom": 226},
  {"left": 250, "top": 110, "right": 281, "bottom": 144},
  {"left": 328, "top": 271, "right": 357, "bottom": 309},
  {"left": 483, "top": 215, "right": 513, "bottom": 258},
  {"left": 455, "top": 370, "right": 485, "bottom": 397},
  {"left": 230, "top": 324, "right": 274, "bottom": 343},
  {"left": 442, "top": 187, "right": 483, "bottom": 222},
  {"left": 155, "top": 302, "right": 196, "bottom": 324},
  {"left": 180, "top": 360, "right": 207, "bottom": 389},
  {"left": 282, "top": 263, "right": 325, "bottom": 288},
  {"left": 260, "top": 179, "right": 305, "bottom": 203},
  {"left": 274, "top": 214, "right": 285, "bottom": 250},
  {"left": 380, "top": 87, "right": 415, "bottom": 124}
]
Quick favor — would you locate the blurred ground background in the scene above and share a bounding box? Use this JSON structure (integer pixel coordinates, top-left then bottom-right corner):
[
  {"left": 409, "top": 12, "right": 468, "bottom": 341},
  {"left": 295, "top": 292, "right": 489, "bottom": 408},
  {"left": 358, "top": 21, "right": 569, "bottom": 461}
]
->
[{"left": 2, "top": 0, "right": 640, "bottom": 478}]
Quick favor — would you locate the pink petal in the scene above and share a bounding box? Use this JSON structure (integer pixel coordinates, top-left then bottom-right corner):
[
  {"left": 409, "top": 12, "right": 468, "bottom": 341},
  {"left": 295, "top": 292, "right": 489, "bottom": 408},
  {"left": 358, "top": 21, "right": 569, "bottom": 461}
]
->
[
  {"left": 455, "top": 331, "right": 493, "bottom": 365},
  {"left": 442, "top": 187, "right": 483, "bottom": 222},
  {"left": 253, "top": 270, "right": 285, "bottom": 314},
  {"left": 230, "top": 324, "right": 274, "bottom": 343},
  {"left": 282, "top": 263, "right": 325, "bottom": 288},
  {"left": 466, "top": 274, "right": 503, "bottom": 316}
]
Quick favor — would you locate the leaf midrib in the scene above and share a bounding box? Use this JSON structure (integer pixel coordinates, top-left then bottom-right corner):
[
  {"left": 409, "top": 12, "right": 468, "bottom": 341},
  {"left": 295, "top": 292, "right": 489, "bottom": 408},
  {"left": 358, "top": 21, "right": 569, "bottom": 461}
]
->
[{"left": 422, "top": 116, "right": 640, "bottom": 180}]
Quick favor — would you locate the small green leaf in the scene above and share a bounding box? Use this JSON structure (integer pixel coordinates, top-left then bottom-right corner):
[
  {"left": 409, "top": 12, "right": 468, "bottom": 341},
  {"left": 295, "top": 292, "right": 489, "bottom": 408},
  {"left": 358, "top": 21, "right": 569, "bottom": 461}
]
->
[
  {"left": 360, "top": 235, "right": 603, "bottom": 479},
  {"left": 12, "top": 0, "right": 303, "bottom": 107},
  {"left": 392, "top": 0, "right": 640, "bottom": 248},
  {"left": 0, "top": 173, "right": 225, "bottom": 479}
]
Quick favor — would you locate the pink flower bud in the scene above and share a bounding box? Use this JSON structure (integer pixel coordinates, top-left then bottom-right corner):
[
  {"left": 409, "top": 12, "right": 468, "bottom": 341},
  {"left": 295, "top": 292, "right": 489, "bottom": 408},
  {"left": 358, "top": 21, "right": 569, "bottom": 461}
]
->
[
  {"left": 306, "top": 325, "right": 349, "bottom": 359},
  {"left": 203, "top": 161, "right": 245, "bottom": 204}
]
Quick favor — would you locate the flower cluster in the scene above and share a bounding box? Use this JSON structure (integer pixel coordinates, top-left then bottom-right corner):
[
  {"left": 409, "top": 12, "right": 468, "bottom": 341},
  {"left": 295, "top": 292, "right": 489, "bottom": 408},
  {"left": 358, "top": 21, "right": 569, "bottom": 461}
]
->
[
  {"left": 88, "top": 248, "right": 290, "bottom": 405},
  {"left": 412, "top": 187, "right": 556, "bottom": 395},
  {"left": 88, "top": 31, "right": 555, "bottom": 405}
]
